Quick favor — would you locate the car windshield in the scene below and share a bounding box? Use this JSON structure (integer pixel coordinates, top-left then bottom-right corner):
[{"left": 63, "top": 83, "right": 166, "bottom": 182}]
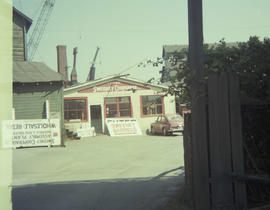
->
[{"left": 167, "top": 115, "right": 183, "bottom": 121}]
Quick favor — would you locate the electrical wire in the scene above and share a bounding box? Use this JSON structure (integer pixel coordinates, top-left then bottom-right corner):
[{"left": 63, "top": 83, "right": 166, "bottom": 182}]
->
[{"left": 118, "top": 58, "right": 147, "bottom": 75}]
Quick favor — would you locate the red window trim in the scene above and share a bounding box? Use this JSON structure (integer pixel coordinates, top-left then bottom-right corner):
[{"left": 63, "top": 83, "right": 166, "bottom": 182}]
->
[
  {"left": 64, "top": 97, "right": 88, "bottom": 123},
  {"left": 140, "top": 95, "right": 165, "bottom": 118},
  {"left": 104, "top": 96, "right": 133, "bottom": 118}
]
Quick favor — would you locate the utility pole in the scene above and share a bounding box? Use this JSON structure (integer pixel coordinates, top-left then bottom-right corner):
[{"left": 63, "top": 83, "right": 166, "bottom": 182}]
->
[{"left": 188, "top": 0, "right": 210, "bottom": 209}]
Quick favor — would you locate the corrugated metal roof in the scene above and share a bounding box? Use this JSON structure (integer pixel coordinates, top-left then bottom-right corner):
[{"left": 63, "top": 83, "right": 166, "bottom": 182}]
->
[{"left": 13, "top": 61, "right": 63, "bottom": 83}]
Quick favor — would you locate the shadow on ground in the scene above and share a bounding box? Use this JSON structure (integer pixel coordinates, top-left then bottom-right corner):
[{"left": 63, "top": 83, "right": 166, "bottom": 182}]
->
[{"left": 12, "top": 168, "right": 184, "bottom": 210}]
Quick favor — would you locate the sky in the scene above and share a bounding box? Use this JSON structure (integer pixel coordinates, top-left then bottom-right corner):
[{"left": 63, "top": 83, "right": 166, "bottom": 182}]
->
[{"left": 12, "top": 0, "right": 270, "bottom": 83}]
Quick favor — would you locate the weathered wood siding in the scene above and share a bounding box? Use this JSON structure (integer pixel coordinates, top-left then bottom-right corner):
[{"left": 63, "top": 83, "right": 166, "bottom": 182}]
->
[
  {"left": 13, "top": 12, "right": 26, "bottom": 61},
  {"left": 183, "top": 72, "right": 247, "bottom": 209},
  {"left": 13, "top": 82, "right": 64, "bottom": 144}
]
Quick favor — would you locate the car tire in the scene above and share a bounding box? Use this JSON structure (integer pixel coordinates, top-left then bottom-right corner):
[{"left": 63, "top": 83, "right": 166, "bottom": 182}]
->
[
  {"left": 151, "top": 127, "right": 155, "bottom": 135},
  {"left": 162, "top": 127, "right": 167, "bottom": 136}
]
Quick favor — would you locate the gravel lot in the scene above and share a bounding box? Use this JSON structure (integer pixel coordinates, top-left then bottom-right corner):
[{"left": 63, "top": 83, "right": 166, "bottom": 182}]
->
[{"left": 12, "top": 134, "right": 185, "bottom": 210}]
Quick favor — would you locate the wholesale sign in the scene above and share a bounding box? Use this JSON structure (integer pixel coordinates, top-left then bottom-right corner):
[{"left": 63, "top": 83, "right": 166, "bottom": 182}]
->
[
  {"left": 106, "top": 118, "right": 142, "bottom": 136},
  {"left": 2, "top": 119, "right": 61, "bottom": 148}
]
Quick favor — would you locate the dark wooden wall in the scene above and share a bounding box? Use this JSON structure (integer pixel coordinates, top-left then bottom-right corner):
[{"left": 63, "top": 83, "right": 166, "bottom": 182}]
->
[{"left": 13, "top": 12, "right": 27, "bottom": 61}]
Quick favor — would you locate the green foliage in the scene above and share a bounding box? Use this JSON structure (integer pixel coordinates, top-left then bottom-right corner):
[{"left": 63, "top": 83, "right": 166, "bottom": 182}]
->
[{"left": 174, "top": 36, "right": 270, "bottom": 105}]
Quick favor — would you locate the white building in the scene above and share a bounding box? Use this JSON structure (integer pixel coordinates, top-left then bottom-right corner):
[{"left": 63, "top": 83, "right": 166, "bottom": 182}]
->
[{"left": 63, "top": 75, "right": 176, "bottom": 135}]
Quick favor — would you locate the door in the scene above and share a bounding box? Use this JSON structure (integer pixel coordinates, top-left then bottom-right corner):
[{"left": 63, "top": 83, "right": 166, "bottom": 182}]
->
[{"left": 90, "top": 105, "right": 102, "bottom": 133}]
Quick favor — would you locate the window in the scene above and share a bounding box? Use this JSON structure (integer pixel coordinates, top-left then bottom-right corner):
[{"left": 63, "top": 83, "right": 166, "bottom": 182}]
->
[
  {"left": 141, "top": 95, "right": 164, "bottom": 116},
  {"left": 64, "top": 98, "right": 87, "bottom": 121},
  {"left": 105, "top": 96, "right": 132, "bottom": 118}
]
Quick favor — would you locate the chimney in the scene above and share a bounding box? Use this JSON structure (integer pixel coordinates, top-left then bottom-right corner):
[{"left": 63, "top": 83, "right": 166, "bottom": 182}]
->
[{"left": 56, "top": 45, "right": 68, "bottom": 81}]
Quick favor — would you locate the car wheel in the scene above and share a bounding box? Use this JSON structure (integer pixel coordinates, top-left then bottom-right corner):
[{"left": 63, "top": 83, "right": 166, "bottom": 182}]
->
[
  {"left": 162, "top": 127, "right": 168, "bottom": 136},
  {"left": 151, "top": 127, "right": 155, "bottom": 135}
]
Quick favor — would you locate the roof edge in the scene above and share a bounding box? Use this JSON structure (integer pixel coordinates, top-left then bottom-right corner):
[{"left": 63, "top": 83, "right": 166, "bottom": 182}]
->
[
  {"left": 13, "top": 7, "right": 32, "bottom": 30},
  {"left": 64, "top": 75, "right": 168, "bottom": 92}
]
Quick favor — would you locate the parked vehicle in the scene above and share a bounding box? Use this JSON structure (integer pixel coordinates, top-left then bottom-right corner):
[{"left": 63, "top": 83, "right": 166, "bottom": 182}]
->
[{"left": 150, "top": 114, "right": 184, "bottom": 136}]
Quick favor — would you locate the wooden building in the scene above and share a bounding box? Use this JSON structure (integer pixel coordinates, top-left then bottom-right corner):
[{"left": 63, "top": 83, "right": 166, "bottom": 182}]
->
[
  {"left": 13, "top": 61, "right": 65, "bottom": 143},
  {"left": 12, "top": 7, "right": 65, "bottom": 144},
  {"left": 64, "top": 75, "right": 176, "bottom": 135},
  {"left": 13, "top": 7, "right": 32, "bottom": 61}
]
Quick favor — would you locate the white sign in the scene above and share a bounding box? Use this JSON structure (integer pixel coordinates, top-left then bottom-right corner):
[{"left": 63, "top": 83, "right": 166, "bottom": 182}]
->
[
  {"left": 50, "top": 112, "right": 61, "bottom": 119},
  {"left": 77, "top": 127, "right": 96, "bottom": 137},
  {"left": 106, "top": 118, "right": 142, "bottom": 136},
  {"left": 93, "top": 84, "right": 138, "bottom": 92},
  {"left": 2, "top": 119, "right": 61, "bottom": 148}
]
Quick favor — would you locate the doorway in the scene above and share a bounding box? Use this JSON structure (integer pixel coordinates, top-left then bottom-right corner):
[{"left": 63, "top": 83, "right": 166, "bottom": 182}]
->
[{"left": 90, "top": 105, "right": 102, "bottom": 133}]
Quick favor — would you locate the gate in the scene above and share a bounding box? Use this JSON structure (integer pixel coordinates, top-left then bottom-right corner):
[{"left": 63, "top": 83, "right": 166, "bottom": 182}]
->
[{"left": 184, "top": 72, "right": 247, "bottom": 210}]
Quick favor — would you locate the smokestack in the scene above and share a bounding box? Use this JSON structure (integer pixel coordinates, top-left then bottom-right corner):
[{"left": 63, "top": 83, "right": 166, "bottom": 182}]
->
[
  {"left": 56, "top": 45, "right": 68, "bottom": 81},
  {"left": 70, "top": 47, "right": 78, "bottom": 84}
]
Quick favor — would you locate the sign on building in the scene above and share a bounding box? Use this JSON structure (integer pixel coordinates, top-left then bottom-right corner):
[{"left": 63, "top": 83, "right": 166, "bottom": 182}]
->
[
  {"left": 106, "top": 118, "right": 142, "bottom": 136},
  {"left": 78, "top": 81, "right": 150, "bottom": 93},
  {"left": 2, "top": 119, "right": 61, "bottom": 148}
]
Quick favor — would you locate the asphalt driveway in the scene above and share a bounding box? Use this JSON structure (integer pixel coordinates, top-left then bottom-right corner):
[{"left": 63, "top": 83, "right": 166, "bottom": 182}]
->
[{"left": 12, "top": 134, "right": 184, "bottom": 210}]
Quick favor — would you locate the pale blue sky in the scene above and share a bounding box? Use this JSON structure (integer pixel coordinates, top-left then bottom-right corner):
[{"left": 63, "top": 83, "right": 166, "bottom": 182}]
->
[{"left": 13, "top": 0, "right": 270, "bottom": 82}]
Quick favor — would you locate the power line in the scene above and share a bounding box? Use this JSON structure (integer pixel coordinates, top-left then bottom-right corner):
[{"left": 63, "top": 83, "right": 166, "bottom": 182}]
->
[{"left": 118, "top": 59, "right": 147, "bottom": 75}]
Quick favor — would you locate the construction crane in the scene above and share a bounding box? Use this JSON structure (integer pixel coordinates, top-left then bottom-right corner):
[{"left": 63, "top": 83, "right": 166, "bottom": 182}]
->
[
  {"left": 27, "top": 0, "right": 55, "bottom": 61},
  {"left": 87, "top": 46, "right": 100, "bottom": 81}
]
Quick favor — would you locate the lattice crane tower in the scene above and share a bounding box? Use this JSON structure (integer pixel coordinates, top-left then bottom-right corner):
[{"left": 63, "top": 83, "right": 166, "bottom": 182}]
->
[{"left": 27, "top": 0, "right": 55, "bottom": 61}]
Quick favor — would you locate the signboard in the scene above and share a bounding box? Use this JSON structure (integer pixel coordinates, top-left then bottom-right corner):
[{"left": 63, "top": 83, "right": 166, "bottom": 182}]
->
[
  {"left": 50, "top": 112, "right": 61, "bottom": 119},
  {"left": 2, "top": 119, "right": 61, "bottom": 148},
  {"left": 77, "top": 127, "right": 96, "bottom": 137},
  {"left": 79, "top": 81, "right": 150, "bottom": 93},
  {"left": 106, "top": 118, "right": 142, "bottom": 136}
]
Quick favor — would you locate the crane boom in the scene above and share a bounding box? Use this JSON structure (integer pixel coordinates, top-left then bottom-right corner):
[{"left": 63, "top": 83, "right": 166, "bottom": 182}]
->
[
  {"left": 87, "top": 47, "right": 100, "bottom": 81},
  {"left": 27, "top": 0, "right": 55, "bottom": 61},
  {"left": 92, "top": 46, "right": 100, "bottom": 64}
]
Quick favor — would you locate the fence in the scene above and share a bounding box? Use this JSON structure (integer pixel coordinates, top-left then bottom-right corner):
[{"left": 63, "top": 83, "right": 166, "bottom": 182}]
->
[{"left": 184, "top": 72, "right": 247, "bottom": 209}]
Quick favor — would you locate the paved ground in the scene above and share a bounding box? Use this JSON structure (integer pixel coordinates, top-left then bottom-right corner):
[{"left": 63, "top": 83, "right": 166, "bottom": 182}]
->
[{"left": 12, "top": 134, "right": 185, "bottom": 210}]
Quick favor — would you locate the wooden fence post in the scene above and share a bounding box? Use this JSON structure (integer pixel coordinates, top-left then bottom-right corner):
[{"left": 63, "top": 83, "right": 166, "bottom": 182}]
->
[
  {"left": 208, "top": 73, "right": 234, "bottom": 208},
  {"left": 183, "top": 113, "right": 194, "bottom": 209},
  {"left": 228, "top": 73, "right": 247, "bottom": 209}
]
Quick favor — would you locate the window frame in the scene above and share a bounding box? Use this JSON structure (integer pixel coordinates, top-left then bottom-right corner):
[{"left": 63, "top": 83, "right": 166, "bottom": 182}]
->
[
  {"left": 64, "top": 97, "right": 88, "bottom": 123},
  {"left": 104, "top": 96, "right": 133, "bottom": 118},
  {"left": 140, "top": 95, "right": 165, "bottom": 117}
]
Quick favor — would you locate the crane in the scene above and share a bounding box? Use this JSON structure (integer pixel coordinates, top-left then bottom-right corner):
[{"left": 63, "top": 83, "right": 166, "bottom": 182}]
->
[
  {"left": 87, "top": 46, "right": 100, "bottom": 81},
  {"left": 27, "top": 0, "right": 55, "bottom": 61}
]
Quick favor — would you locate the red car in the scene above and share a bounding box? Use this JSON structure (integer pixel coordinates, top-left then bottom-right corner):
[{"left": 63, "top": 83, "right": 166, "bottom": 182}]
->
[{"left": 150, "top": 114, "right": 184, "bottom": 136}]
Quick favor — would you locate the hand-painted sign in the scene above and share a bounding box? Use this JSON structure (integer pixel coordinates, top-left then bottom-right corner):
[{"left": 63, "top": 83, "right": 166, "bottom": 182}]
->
[
  {"left": 1, "top": 119, "right": 61, "bottom": 148},
  {"left": 79, "top": 81, "right": 150, "bottom": 93},
  {"left": 77, "top": 127, "right": 96, "bottom": 137},
  {"left": 105, "top": 118, "right": 142, "bottom": 136}
]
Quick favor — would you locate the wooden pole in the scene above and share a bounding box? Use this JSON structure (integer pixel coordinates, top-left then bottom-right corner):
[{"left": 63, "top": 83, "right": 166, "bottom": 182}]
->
[{"left": 187, "top": 0, "right": 211, "bottom": 209}]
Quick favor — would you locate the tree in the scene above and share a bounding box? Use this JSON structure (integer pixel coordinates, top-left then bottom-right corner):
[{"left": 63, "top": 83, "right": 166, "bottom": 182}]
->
[
  {"left": 140, "top": 36, "right": 270, "bottom": 107},
  {"left": 171, "top": 36, "right": 270, "bottom": 106}
]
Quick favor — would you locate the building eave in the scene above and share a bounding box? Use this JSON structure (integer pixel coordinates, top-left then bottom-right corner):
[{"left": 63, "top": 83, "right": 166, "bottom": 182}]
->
[{"left": 64, "top": 75, "right": 169, "bottom": 93}]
